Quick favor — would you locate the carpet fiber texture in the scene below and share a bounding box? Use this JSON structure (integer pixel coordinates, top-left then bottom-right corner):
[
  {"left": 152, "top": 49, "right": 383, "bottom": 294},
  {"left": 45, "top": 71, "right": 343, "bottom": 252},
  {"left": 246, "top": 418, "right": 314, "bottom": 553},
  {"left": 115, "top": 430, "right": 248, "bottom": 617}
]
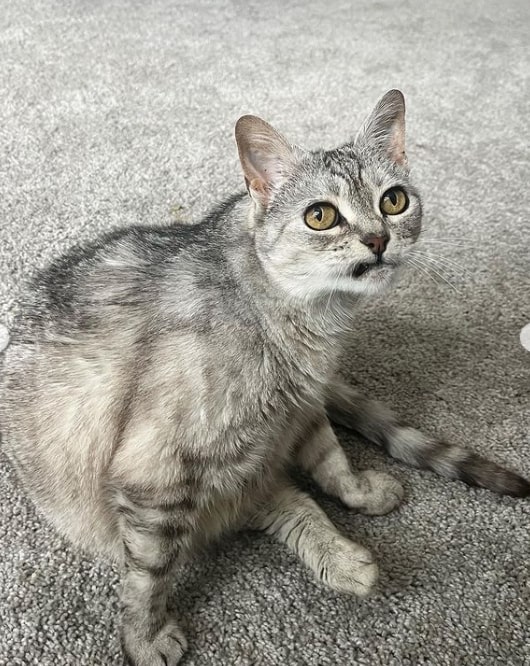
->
[{"left": 0, "top": 1, "right": 529, "bottom": 664}]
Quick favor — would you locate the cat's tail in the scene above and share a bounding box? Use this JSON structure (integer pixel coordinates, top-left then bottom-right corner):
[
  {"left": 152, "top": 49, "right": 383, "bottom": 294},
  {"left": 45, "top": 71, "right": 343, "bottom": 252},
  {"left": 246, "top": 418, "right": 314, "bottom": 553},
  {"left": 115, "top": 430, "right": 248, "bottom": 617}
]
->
[{"left": 326, "top": 378, "right": 530, "bottom": 498}]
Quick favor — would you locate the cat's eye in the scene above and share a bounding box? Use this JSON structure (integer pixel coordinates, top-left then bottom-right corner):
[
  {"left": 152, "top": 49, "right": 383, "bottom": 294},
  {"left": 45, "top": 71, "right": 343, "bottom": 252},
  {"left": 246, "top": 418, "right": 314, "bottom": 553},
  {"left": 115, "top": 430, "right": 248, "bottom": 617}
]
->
[
  {"left": 380, "top": 187, "right": 408, "bottom": 216},
  {"left": 304, "top": 203, "right": 339, "bottom": 231}
]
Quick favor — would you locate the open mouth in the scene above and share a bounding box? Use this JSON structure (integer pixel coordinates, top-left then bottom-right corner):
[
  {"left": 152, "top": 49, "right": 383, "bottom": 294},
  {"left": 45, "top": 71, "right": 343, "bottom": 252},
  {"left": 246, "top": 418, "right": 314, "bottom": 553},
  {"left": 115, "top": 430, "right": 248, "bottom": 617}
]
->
[
  {"left": 350, "top": 259, "right": 396, "bottom": 279},
  {"left": 352, "top": 263, "right": 371, "bottom": 278}
]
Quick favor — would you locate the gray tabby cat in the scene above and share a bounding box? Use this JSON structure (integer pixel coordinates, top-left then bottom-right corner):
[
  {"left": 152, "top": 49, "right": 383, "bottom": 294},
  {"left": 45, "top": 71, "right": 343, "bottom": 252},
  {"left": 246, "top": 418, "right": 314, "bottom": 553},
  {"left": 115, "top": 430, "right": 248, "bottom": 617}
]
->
[{"left": 1, "top": 90, "right": 528, "bottom": 666}]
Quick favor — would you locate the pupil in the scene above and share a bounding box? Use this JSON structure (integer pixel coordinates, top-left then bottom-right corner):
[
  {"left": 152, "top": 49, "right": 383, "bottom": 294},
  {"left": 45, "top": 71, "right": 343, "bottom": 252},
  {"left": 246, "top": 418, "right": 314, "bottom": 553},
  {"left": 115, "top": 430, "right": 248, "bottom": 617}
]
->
[
  {"left": 388, "top": 190, "right": 398, "bottom": 206},
  {"left": 314, "top": 207, "right": 323, "bottom": 221}
]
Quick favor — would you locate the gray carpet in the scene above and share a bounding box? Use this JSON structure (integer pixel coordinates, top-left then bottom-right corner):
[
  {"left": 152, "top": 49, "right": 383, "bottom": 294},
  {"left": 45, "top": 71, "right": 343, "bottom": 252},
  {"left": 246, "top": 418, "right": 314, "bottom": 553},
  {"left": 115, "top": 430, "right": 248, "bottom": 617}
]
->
[{"left": 1, "top": 1, "right": 529, "bottom": 664}]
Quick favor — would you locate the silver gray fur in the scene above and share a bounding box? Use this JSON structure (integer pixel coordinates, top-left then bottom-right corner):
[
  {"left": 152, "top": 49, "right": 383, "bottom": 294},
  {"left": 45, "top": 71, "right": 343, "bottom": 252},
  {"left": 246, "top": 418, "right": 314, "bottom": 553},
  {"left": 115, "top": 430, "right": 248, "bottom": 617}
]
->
[{"left": 0, "top": 91, "right": 527, "bottom": 666}]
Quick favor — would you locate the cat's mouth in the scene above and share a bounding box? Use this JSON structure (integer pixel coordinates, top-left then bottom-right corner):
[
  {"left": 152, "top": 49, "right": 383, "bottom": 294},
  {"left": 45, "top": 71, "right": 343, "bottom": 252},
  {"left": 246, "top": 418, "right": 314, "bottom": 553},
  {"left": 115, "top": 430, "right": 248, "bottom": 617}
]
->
[
  {"left": 350, "top": 259, "right": 394, "bottom": 279},
  {"left": 352, "top": 263, "right": 371, "bottom": 278}
]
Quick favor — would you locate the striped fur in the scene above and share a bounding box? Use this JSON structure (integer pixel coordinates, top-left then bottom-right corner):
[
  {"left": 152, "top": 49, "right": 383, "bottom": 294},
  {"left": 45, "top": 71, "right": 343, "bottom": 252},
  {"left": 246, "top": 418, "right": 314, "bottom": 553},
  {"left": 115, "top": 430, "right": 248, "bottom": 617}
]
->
[
  {"left": 326, "top": 377, "right": 530, "bottom": 497},
  {"left": 1, "top": 92, "right": 527, "bottom": 665},
  {"left": 248, "top": 481, "right": 378, "bottom": 597},
  {"left": 295, "top": 414, "right": 404, "bottom": 515}
]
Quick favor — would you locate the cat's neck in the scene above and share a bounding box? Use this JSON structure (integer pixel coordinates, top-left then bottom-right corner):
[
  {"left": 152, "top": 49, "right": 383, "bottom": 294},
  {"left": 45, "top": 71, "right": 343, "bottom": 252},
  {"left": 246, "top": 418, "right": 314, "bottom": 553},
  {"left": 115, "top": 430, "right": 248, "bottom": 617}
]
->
[{"left": 222, "top": 195, "right": 358, "bottom": 359}]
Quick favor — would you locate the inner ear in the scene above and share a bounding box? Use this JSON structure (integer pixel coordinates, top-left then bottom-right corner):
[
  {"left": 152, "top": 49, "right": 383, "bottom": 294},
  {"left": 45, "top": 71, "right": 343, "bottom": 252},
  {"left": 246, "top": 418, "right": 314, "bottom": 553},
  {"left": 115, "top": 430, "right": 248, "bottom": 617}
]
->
[
  {"left": 235, "top": 115, "right": 298, "bottom": 207},
  {"left": 355, "top": 90, "right": 407, "bottom": 166}
]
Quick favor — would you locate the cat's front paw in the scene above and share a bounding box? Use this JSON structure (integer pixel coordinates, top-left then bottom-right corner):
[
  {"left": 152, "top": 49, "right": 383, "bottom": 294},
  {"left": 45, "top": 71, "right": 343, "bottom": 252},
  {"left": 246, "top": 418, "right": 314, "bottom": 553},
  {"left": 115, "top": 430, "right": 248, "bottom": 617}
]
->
[
  {"left": 122, "top": 619, "right": 187, "bottom": 666},
  {"left": 346, "top": 470, "right": 404, "bottom": 515},
  {"left": 324, "top": 537, "right": 378, "bottom": 597}
]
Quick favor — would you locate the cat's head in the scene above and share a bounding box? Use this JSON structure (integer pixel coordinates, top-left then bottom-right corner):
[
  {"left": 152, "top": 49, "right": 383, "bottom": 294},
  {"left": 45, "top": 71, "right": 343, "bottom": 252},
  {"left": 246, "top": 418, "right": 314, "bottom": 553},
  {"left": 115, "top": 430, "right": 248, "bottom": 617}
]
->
[{"left": 235, "top": 90, "right": 422, "bottom": 301}]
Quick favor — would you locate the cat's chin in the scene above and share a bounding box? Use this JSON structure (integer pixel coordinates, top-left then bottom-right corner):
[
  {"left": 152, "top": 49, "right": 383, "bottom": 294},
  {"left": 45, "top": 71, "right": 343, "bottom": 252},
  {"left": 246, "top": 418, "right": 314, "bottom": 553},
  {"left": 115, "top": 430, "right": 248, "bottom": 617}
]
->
[
  {"left": 272, "top": 263, "right": 398, "bottom": 302},
  {"left": 341, "top": 262, "right": 397, "bottom": 296}
]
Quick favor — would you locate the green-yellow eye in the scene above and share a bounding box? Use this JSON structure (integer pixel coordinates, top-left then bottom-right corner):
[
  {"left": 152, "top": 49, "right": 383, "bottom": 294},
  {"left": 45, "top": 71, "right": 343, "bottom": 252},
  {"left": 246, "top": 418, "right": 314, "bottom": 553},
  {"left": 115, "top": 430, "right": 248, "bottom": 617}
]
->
[
  {"left": 380, "top": 187, "right": 409, "bottom": 215},
  {"left": 304, "top": 203, "right": 339, "bottom": 230}
]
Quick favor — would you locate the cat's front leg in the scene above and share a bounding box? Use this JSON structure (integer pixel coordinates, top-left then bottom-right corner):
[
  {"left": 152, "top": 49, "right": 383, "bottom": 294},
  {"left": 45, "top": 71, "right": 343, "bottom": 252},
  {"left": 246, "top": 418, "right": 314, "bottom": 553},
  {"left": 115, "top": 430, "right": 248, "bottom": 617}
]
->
[
  {"left": 296, "top": 415, "right": 404, "bottom": 515},
  {"left": 115, "top": 485, "right": 191, "bottom": 666},
  {"left": 248, "top": 481, "right": 378, "bottom": 596}
]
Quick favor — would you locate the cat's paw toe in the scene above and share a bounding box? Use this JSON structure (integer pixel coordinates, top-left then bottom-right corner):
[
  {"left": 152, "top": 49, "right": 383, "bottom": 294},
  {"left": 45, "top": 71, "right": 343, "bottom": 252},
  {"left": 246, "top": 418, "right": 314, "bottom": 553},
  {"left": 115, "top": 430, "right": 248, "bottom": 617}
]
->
[
  {"left": 350, "top": 470, "right": 404, "bottom": 515},
  {"left": 325, "top": 539, "right": 378, "bottom": 597},
  {"left": 122, "top": 619, "right": 187, "bottom": 666}
]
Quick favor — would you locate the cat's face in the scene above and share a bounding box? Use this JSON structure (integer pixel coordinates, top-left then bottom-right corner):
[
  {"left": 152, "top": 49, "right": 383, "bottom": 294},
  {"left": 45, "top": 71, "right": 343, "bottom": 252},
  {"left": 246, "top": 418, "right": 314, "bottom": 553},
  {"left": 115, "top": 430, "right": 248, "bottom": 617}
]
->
[{"left": 236, "top": 90, "right": 422, "bottom": 302}]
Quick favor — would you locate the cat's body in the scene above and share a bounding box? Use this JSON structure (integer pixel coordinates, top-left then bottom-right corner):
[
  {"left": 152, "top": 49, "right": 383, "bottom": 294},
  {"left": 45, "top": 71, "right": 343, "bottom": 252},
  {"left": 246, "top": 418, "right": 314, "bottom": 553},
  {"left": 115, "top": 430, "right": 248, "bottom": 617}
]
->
[
  {"left": 1, "top": 91, "right": 528, "bottom": 666},
  {"left": 2, "top": 195, "right": 343, "bottom": 559}
]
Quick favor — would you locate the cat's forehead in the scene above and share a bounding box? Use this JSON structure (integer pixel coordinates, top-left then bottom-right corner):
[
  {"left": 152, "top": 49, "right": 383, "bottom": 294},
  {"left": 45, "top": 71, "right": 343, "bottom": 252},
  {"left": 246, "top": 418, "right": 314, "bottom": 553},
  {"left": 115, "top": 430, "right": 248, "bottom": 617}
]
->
[
  {"left": 309, "top": 144, "right": 400, "bottom": 198},
  {"left": 320, "top": 145, "right": 362, "bottom": 182},
  {"left": 295, "top": 146, "right": 369, "bottom": 203}
]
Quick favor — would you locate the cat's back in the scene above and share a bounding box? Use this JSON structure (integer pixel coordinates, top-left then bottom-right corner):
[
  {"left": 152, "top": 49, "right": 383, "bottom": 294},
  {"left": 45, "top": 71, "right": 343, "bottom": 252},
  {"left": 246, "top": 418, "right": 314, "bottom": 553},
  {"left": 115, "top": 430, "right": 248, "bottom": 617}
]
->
[
  {"left": 0, "top": 215, "right": 242, "bottom": 554},
  {"left": 16, "top": 221, "right": 211, "bottom": 334},
  {"left": 1, "top": 209, "right": 242, "bottom": 415}
]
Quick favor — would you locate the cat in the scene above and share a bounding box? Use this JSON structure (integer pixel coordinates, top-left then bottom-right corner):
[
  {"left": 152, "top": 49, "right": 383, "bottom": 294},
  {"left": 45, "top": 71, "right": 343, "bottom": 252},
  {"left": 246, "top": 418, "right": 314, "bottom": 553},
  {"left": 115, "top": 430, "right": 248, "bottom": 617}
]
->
[{"left": 1, "top": 90, "right": 528, "bottom": 666}]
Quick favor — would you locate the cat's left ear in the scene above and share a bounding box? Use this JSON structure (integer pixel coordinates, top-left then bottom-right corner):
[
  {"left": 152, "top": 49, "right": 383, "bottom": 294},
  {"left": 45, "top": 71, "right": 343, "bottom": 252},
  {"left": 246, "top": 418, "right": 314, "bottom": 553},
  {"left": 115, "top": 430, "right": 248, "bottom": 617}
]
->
[
  {"left": 235, "top": 115, "right": 298, "bottom": 207},
  {"left": 355, "top": 89, "right": 407, "bottom": 167}
]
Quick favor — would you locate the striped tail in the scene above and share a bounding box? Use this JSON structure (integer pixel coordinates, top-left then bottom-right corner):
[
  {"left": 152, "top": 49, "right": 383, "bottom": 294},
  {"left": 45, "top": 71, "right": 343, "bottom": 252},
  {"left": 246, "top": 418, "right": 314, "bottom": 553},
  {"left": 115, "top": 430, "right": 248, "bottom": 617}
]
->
[{"left": 326, "top": 378, "right": 530, "bottom": 498}]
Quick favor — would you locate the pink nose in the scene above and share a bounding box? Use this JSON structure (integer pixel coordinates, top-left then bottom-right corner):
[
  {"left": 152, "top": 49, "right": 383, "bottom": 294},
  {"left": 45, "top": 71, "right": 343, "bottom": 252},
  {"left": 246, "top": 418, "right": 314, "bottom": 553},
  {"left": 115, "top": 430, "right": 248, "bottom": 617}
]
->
[{"left": 362, "top": 234, "right": 388, "bottom": 256}]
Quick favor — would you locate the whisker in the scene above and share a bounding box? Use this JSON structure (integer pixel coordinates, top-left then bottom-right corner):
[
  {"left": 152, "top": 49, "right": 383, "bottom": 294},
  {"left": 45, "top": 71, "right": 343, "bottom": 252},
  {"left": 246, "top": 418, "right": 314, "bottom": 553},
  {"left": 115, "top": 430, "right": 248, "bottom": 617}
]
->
[
  {"left": 405, "top": 257, "right": 440, "bottom": 287},
  {"left": 413, "top": 228, "right": 478, "bottom": 242},
  {"left": 415, "top": 260, "right": 461, "bottom": 294},
  {"left": 417, "top": 239, "right": 476, "bottom": 248},
  {"left": 414, "top": 250, "right": 470, "bottom": 275},
  {"left": 412, "top": 229, "right": 478, "bottom": 246},
  {"left": 406, "top": 256, "right": 461, "bottom": 294},
  {"left": 419, "top": 237, "right": 518, "bottom": 251},
  {"left": 325, "top": 270, "right": 343, "bottom": 319},
  {"left": 414, "top": 228, "right": 469, "bottom": 237},
  {"left": 410, "top": 250, "right": 471, "bottom": 277}
]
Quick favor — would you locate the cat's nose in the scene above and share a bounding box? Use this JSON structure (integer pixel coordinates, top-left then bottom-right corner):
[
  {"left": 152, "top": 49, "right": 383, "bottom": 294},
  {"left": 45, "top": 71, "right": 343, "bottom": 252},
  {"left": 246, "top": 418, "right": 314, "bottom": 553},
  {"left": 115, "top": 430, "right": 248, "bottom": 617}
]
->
[{"left": 361, "top": 234, "right": 388, "bottom": 257}]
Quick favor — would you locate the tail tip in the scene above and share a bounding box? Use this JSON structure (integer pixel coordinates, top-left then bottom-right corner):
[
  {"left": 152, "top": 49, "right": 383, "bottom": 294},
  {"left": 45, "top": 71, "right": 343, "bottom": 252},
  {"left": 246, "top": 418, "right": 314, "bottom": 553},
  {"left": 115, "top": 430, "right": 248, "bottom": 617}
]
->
[
  {"left": 460, "top": 456, "right": 530, "bottom": 498},
  {"left": 504, "top": 475, "right": 530, "bottom": 498}
]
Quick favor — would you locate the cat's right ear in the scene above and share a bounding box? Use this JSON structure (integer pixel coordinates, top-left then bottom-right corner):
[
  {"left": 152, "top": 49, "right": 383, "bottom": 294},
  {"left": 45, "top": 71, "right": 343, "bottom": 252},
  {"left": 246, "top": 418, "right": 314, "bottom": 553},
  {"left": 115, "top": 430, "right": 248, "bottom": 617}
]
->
[{"left": 235, "top": 115, "right": 298, "bottom": 208}]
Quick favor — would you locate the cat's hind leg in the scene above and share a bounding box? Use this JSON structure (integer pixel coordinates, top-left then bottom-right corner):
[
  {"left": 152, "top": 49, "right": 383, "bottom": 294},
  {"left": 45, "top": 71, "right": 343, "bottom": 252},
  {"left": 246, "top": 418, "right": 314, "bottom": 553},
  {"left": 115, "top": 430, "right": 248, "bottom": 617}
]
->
[
  {"left": 296, "top": 415, "right": 404, "bottom": 515},
  {"left": 115, "top": 485, "right": 191, "bottom": 666},
  {"left": 248, "top": 482, "right": 378, "bottom": 597},
  {"left": 325, "top": 375, "right": 530, "bottom": 497}
]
